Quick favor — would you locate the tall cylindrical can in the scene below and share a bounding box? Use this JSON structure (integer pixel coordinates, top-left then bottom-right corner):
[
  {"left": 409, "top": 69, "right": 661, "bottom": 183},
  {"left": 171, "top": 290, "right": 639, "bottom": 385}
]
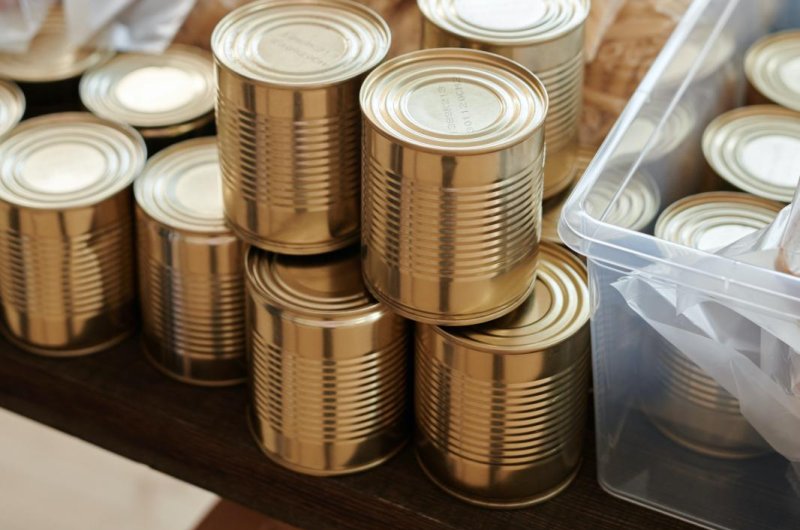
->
[
  {"left": 360, "top": 48, "right": 548, "bottom": 326},
  {"left": 415, "top": 242, "right": 591, "bottom": 507},
  {"left": 80, "top": 45, "right": 216, "bottom": 153},
  {"left": 0, "top": 113, "right": 145, "bottom": 356},
  {"left": 135, "top": 137, "right": 246, "bottom": 386},
  {"left": 245, "top": 246, "right": 410, "bottom": 475},
  {"left": 419, "top": 0, "right": 589, "bottom": 199},
  {"left": 649, "top": 192, "right": 781, "bottom": 458},
  {"left": 0, "top": 80, "right": 25, "bottom": 138},
  {"left": 212, "top": 0, "right": 391, "bottom": 255}
]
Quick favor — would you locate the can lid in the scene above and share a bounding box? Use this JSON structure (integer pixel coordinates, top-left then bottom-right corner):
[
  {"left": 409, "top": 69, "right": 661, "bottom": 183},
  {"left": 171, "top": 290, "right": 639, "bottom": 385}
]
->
[
  {"left": 745, "top": 30, "right": 800, "bottom": 113},
  {"left": 615, "top": 100, "right": 694, "bottom": 161},
  {"left": 135, "top": 137, "right": 228, "bottom": 233},
  {"left": 440, "top": 243, "right": 588, "bottom": 352},
  {"left": 418, "top": 0, "right": 589, "bottom": 45},
  {"left": 80, "top": 45, "right": 214, "bottom": 131},
  {"left": 585, "top": 168, "right": 660, "bottom": 231},
  {"left": 0, "top": 79, "right": 24, "bottom": 138},
  {"left": 211, "top": 0, "right": 390, "bottom": 88},
  {"left": 703, "top": 105, "right": 800, "bottom": 202},
  {"left": 361, "top": 48, "right": 547, "bottom": 154},
  {"left": 246, "top": 246, "right": 380, "bottom": 318},
  {"left": 0, "top": 112, "right": 146, "bottom": 209},
  {"left": 655, "top": 191, "right": 782, "bottom": 251},
  {"left": 0, "top": 7, "right": 113, "bottom": 83}
]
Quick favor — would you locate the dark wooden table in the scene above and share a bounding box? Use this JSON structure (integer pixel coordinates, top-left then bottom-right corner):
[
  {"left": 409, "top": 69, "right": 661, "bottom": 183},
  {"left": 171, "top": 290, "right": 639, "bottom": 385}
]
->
[{"left": 0, "top": 335, "right": 692, "bottom": 529}]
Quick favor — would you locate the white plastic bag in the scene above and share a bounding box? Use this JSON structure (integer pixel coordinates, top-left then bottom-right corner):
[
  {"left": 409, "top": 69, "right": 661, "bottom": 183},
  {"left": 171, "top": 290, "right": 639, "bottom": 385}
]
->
[{"left": 0, "top": 0, "right": 55, "bottom": 52}]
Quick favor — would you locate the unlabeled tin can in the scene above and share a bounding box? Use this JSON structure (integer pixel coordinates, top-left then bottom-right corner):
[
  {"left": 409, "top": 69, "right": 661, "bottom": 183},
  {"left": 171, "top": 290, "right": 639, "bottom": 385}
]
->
[
  {"left": 80, "top": 45, "right": 216, "bottom": 153},
  {"left": 703, "top": 105, "right": 800, "bottom": 203},
  {"left": 415, "top": 242, "right": 590, "bottom": 507},
  {"left": 419, "top": 0, "right": 589, "bottom": 200},
  {"left": 361, "top": 48, "right": 548, "bottom": 326},
  {"left": 212, "top": 0, "right": 391, "bottom": 255},
  {"left": 0, "top": 80, "right": 24, "bottom": 138},
  {"left": 0, "top": 113, "right": 145, "bottom": 356},
  {"left": 0, "top": 6, "right": 113, "bottom": 115},
  {"left": 649, "top": 191, "right": 781, "bottom": 458},
  {"left": 135, "top": 137, "right": 245, "bottom": 386},
  {"left": 245, "top": 246, "right": 410, "bottom": 475},
  {"left": 745, "top": 30, "right": 800, "bottom": 112}
]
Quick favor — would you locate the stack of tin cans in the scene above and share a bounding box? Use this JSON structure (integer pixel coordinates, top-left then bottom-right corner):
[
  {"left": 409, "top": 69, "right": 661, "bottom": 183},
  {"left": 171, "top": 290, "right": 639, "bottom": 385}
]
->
[{"left": 0, "top": 0, "right": 595, "bottom": 508}]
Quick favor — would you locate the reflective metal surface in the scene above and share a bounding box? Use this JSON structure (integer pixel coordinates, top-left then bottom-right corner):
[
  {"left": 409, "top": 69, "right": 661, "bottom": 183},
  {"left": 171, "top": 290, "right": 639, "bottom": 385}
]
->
[
  {"left": 419, "top": 0, "right": 589, "bottom": 199},
  {"left": 0, "top": 80, "right": 24, "bottom": 138},
  {"left": 212, "top": 0, "right": 390, "bottom": 254},
  {"left": 0, "top": 113, "right": 144, "bottom": 356},
  {"left": 360, "top": 48, "right": 547, "bottom": 326},
  {"left": 415, "top": 243, "right": 590, "bottom": 507},
  {"left": 649, "top": 191, "right": 780, "bottom": 458},
  {"left": 746, "top": 30, "right": 800, "bottom": 112},
  {"left": 81, "top": 45, "right": 215, "bottom": 140},
  {"left": 245, "top": 246, "right": 410, "bottom": 475},
  {"left": 0, "top": 6, "right": 113, "bottom": 83},
  {"left": 703, "top": 105, "right": 800, "bottom": 203},
  {"left": 135, "top": 137, "right": 245, "bottom": 386}
]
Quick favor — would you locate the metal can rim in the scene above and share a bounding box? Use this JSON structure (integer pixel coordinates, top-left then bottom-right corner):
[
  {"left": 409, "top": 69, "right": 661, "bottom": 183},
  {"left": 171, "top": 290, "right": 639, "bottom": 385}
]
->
[
  {"left": 745, "top": 29, "right": 800, "bottom": 113},
  {"left": 211, "top": 0, "right": 391, "bottom": 89},
  {"left": 418, "top": 0, "right": 590, "bottom": 47},
  {"left": 0, "top": 79, "right": 25, "bottom": 139},
  {"left": 0, "top": 112, "right": 146, "bottom": 210},
  {"left": 80, "top": 45, "right": 215, "bottom": 130},
  {"left": 360, "top": 47, "right": 549, "bottom": 155}
]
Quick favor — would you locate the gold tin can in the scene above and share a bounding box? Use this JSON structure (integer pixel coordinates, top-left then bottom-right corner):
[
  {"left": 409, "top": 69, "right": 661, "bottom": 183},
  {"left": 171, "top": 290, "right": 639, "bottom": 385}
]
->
[
  {"left": 245, "top": 246, "right": 410, "bottom": 476},
  {"left": 80, "top": 45, "right": 215, "bottom": 152},
  {"left": 0, "top": 6, "right": 113, "bottom": 114},
  {"left": 703, "top": 105, "right": 800, "bottom": 203},
  {"left": 361, "top": 48, "right": 548, "bottom": 326},
  {"left": 418, "top": 0, "right": 589, "bottom": 199},
  {"left": 0, "top": 79, "right": 25, "bottom": 138},
  {"left": 0, "top": 113, "right": 145, "bottom": 356},
  {"left": 650, "top": 191, "right": 781, "bottom": 458},
  {"left": 745, "top": 30, "right": 800, "bottom": 112},
  {"left": 415, "top": 242, "right": 590, "bottom": 508},
  {"left": 212, "top": 0, "right": 391, "bottom": 255},
  {"left": 135, "top": 137, "right": 245, "bottom": 386}
]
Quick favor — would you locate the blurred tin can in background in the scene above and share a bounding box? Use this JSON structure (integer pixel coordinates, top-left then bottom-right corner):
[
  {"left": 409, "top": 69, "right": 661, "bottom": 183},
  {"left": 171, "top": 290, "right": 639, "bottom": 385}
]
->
[
  {"left": 745, "top": 30, "right": 800, "bottom": 112},
  {"left": 419, "top": 0, "right": 589, "bottom": 199},
  {"left": 245, "top": 246, "right": 410, "bottom": 475},
  {"left": 360, "top": 48, "right": 547, "bottom": 326},
  {"left": 135, "top": 137, "right": 245, "bottom": 386},
  {"left": 0, "top": 6, "right": 113, "bottom": 115},
  {"left": 650, "top": 191, "right": 782, "bottom": 458},
  {"left": 415, "top": 242, "right": 591, "bottom": 507},
  {"left": 80, "top": 45, "right": 216, "bottom": 153},
  {"left": 0, "top": 113, "right": 144, "bottom": 356},
  {"left": 212, "top": 0, "right": 391, "bottom": 254},
  {"left": 0, "top": 80, "right": 25, "bottom": 138}
]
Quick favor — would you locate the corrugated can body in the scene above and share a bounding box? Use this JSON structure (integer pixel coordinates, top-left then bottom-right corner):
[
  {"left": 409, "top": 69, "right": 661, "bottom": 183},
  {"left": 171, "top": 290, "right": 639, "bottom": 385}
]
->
[
  {"left": 212, "top": 0, "right": 391, "bottom": 255},
  {"left": 648, "top": 192, "right": 781, "bottom": 457},
  {"left": 415, "top": 243, "right": 590, "bottom": 507},
  {"left": 245, "top": 246, "right": 410, "bottom": 475},
  {"left": 360, "top": 48, "right": 547, "bottom": 326},
  {"left": 0, "top": 113, "right": 144, "bottom": 356},
  {"left": 419, "top": 0, "right": 589, "bottom": 199},
  {"left": 135, "top": 138, "right": 246, "bottom": 386}
]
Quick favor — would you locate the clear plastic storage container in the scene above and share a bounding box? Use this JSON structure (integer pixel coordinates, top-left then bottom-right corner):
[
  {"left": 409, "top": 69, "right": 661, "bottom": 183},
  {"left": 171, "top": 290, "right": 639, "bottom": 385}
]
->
[{"left": 560, "top": 0, "right": 800, "bottom": 528}]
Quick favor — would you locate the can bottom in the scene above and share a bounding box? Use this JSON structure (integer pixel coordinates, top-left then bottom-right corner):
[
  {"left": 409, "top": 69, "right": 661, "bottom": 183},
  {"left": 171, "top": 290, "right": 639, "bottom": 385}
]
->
[
  {"left": 364, "top": 273, "right": 535, "bottom": 327},
  {"left": 415, "top": 450, "right": 582, "bottom": 509},
  {"left": 227, "top": 222, "right": 360, "bottom": 256},
  {"left": 142, "top": 344, "right": 246, "bottom": 388},
  {"left": 246, "top": 408, "right": 407, "bottom": 477},
  {"left": 0, "top": 324, "right": 135, "bottom": 358},
  {"left": 650, "top": 417, "right": 770, "bottom": 460}
]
